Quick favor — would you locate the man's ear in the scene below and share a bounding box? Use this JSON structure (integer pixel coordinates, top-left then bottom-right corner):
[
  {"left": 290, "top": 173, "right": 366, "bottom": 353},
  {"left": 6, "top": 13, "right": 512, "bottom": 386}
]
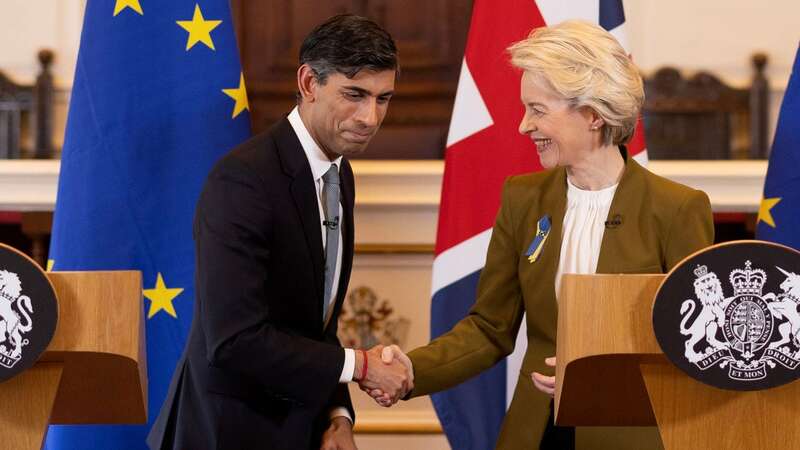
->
[{"left": 297, "top": 64, "right": 317, "bottom": 103}]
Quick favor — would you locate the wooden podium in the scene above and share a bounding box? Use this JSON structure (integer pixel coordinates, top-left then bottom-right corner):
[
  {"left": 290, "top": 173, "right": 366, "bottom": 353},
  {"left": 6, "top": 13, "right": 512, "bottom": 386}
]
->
[
  {"left": 555, "top": 274, "right": 800, "bottom": 450},
  {"left": 0, "top": 271, "right": 147, "bottom": 450}
]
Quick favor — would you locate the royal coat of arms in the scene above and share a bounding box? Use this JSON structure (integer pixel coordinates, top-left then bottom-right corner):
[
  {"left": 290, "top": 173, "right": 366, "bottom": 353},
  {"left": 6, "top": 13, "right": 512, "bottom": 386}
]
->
[
  {"left": 680, "top": 261, "right": 800, "bottom": 381},
  {"left": 0, "top": 270, "right": 35, "bottom": 369},
  {"left": 0, "top": 244, "right": 59, "bottom": 382},
  {"left": 653, "top": 241, "right": 800, "bottom": 391}
]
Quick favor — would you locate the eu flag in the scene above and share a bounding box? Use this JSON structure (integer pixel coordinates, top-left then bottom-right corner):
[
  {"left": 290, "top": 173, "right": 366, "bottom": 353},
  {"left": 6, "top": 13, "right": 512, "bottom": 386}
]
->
[
  {"left": 756, "top": 44, "right": 800, "bottom": 250},
  {"left": 47, "top": 1, "right": 250, "bottom": 448}
]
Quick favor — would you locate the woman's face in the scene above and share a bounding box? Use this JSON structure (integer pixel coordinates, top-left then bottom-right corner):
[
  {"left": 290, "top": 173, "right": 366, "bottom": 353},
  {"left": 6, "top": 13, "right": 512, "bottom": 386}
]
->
[{"left": 517, "top": 71, "right": 599, "bottom": 169}]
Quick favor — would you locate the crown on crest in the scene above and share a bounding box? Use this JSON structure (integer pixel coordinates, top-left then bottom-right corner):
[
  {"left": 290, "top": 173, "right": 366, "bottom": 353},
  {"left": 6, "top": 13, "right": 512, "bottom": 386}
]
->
[
  {"left": 692, "top": 264, "right": 718, "bottom": 288},
  {"left": 694, "top": 265, "right": 708, "bottom": 278},
  {"left": 729, "top": 260, "right": 766, "bottom": 296}
]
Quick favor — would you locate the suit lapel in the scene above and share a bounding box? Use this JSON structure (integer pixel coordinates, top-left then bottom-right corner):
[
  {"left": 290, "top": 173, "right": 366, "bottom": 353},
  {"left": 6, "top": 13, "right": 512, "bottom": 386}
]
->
[
  {"left": 520, "top": 169, "right": 568, "bottom": 298},
  {"left": 544, "top": 170, "right": 568, "bottom": 298},
  {"left": 548, "top": 170, "right": 568, "bottom": 262},
  {"left": 275, "top": 118, "right": 325, "bottom": 313},
  {"left": 596, "top": 149, "right": 642, "bottom": 273}
]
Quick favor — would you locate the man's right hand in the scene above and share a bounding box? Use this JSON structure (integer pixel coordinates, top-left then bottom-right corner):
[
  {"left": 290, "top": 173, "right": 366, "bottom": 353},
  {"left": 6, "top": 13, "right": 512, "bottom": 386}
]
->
[
  {"left": 360, "top": 345, "right": 413, "bottom": 407},
  {"left": 354, "top": 345, "right": 412, "bottom": 404}
]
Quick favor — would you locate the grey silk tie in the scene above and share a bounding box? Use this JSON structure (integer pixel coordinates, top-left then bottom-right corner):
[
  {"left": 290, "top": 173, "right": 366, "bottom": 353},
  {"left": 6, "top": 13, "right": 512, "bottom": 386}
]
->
[{"left": 321, "top": 164, "right": 340, "bottom": 322}]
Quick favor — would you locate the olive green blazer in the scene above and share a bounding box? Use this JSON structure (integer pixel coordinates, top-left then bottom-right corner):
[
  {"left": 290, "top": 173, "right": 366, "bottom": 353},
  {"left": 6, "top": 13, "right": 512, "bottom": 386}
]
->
[{"left": 407, "top": 156, "right": 714, "bottom": 449}]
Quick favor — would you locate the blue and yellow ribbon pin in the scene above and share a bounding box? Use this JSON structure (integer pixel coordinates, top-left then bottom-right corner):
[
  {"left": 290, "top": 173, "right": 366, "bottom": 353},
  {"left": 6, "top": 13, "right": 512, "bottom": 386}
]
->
[{"left": 525, "top": 215, "right": 551, "bottom": 263}]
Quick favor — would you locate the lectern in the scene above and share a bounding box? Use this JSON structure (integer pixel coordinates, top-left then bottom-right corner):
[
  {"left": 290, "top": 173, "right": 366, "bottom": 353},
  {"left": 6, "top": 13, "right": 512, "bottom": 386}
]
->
[
  {"left": 0, "top": 271, "right": 147, "bottom": 450},
  {"left": 555, "top": 274, "right": 800, "bottom": 450}
]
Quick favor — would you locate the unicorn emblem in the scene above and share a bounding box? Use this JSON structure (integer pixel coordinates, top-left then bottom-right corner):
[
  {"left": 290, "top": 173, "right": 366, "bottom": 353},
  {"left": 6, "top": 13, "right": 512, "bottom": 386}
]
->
[{"left": 765, "top": 267, "right": 800, "bottom": 350}]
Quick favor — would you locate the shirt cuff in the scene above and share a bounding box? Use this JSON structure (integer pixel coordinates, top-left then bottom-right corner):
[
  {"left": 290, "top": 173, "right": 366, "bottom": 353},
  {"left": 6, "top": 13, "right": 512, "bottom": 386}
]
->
[
  {"left": 339, "top": 348, "right": 355, "bottom": 383},
  {"left": 329, "top": 407, "right": 353, "bottom": 424}
]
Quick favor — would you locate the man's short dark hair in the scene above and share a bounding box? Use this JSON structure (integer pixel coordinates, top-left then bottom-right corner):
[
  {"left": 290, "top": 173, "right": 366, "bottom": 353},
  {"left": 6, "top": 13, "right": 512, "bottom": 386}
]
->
[{"left": 299, "top": 14, "right": 399, "bottom": 84}]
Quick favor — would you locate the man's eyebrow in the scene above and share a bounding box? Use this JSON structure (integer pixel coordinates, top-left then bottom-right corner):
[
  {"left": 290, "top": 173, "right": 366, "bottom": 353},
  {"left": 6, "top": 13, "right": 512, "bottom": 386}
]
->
[{"left": 342, "top": 85, "right": 395, "bottom": 97}]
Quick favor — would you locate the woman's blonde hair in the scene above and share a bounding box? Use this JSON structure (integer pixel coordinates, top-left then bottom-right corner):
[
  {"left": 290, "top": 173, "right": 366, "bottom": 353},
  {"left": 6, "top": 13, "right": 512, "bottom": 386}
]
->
[{"left": 508, "top": 20, "right": 644, "bottom": 146}]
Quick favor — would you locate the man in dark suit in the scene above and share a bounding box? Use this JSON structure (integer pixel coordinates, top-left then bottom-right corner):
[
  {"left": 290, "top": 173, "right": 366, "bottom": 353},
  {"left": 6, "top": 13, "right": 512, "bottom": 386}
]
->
[{"left": 148, "top": 14, "right": 411, "bottom": 450}]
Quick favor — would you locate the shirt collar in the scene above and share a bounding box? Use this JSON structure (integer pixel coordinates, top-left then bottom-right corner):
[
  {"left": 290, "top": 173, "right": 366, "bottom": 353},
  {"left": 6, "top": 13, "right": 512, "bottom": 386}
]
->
[{"left": 288, "top": 106, "right": 342, "bottom": 182}]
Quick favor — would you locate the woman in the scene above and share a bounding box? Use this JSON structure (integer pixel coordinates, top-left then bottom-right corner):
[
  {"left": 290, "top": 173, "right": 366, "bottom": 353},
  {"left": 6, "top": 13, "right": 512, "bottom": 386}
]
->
[{"left": 373, "top": 20, "right": 713, "bottom": 449}]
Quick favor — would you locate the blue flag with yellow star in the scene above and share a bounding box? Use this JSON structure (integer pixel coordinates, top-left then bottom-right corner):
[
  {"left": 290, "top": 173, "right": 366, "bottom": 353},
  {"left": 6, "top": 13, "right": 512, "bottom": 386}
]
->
[
  {"left": 756, "top": 44, "right": 800, "bottom": 250},
  {"left": 47, "top": 1, "right": 249, "bottom": 448}
]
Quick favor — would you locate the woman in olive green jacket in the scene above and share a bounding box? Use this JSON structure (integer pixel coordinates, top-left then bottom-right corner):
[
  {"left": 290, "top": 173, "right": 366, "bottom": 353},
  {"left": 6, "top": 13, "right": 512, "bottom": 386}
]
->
[{"left": 371, "top": 21, "right": 713, "bottom": 449}]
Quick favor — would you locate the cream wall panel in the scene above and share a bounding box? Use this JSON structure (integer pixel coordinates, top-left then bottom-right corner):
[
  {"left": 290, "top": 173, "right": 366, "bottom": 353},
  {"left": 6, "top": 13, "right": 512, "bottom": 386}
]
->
[
  {"left": 0, "top": 1, "right": 82, "bottom": 151},
  {"left": 623, "top": 0, "right": 798, "bottom": 142},
  {"left": 345, "top": 253, "right": 442, "bottom": 435},
  {"left": 342, "top": 252, "right": 447, "bottom": 444},
  {"left": 0, "top": 0, "right": 83, "bottom": 85},
  {"left": 625, "top": 0, "right": 800, "bottom": 87}
]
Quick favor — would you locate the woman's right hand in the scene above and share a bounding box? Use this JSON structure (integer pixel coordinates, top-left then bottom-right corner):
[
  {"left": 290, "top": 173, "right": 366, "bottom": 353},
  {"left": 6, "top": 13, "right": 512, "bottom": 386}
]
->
[{"left": 531, "top": 356, "right": 556, "bottom": 397}]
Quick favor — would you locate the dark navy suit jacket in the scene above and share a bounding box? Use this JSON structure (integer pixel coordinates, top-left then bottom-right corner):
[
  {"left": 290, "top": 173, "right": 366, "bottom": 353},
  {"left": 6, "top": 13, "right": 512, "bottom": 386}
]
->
[{"left": 148, "top": 117, "right": 356, "bottom": 450}]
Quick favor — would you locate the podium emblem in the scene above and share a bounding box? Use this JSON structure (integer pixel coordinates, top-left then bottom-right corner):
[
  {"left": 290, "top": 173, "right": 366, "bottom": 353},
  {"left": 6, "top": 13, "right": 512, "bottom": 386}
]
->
[
  {"left": 654, "top": 241, "right": 800, "bottom": 390},
  {"left": 0, "top": 270, "right": 35, "bottom": 368},
  {"left": 0, "top": 244, "right": 58, "bottom": 382}
]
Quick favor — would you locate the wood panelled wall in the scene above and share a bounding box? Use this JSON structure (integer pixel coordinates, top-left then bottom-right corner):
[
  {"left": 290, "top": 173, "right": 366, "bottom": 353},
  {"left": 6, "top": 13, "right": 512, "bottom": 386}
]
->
[{"left": 230, "top": 0, "right": 473, "bottom": 159}]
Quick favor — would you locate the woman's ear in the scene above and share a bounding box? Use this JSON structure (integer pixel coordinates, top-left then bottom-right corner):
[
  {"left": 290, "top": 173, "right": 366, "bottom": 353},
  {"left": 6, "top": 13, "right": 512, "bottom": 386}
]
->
[{"left": 586, "top": 107, "right": 605, "bottom": 131}]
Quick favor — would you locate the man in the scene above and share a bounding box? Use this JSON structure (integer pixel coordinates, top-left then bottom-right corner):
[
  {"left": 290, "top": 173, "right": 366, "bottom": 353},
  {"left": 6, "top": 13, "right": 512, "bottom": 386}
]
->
[{"left": 148, "top": 14, "right": 411, "bottom": 450}]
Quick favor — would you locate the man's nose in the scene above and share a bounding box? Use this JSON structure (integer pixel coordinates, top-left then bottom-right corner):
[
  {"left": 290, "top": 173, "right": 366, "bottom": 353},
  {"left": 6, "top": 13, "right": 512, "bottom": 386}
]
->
[{"left": 356, "top": 98, "right": 379, "bottom": 127}]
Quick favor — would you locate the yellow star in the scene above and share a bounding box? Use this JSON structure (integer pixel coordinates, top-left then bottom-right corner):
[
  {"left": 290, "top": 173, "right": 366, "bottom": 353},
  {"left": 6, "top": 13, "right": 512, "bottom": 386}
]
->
[
  {"left": 757, "top": 197, "right": 782, "bottom": 228},
  {"left": 113, "top": 0, "right": 143, "bottom": 16},
  {"left": 176, "top": 4, "right": 222, "bottom": 51},
  {"left": 144, "top": 273, "right": 184, "bottom": 319},
  {"left": 222, "top": 73, "right": 250, "bottom": 118},
  {"left": 46, "top": 259, "right": 54, "bottom": 272}
]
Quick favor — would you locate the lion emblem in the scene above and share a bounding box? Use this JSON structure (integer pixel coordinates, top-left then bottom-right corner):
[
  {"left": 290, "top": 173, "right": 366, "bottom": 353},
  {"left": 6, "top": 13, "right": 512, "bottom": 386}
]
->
[
  {"left": 680, "top": 265, "right": 729, "bottom": 362},
  {"left": 0, "top": 270, "right": 34, "bottom": 361}
]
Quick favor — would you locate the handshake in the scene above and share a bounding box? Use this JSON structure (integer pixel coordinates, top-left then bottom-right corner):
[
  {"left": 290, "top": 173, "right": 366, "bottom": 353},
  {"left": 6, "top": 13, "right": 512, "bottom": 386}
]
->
[{"left": 353, "top": 345, "right": 413, "bottom": 407}]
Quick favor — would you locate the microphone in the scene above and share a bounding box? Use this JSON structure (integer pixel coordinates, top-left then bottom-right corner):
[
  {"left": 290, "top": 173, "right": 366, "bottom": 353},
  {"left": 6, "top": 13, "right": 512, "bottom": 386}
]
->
[
  {"left": 323, "top": 217, "right": 339, "bottom": 230},
  {"left": 604, "top": 214, "right": 623, "bottom": 229}
]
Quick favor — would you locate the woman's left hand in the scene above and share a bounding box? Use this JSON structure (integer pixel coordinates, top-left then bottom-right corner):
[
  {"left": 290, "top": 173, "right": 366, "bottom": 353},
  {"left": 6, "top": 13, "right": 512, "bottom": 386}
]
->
[{"left": 531, "top": 356, "right": 557, "bottom": 397}]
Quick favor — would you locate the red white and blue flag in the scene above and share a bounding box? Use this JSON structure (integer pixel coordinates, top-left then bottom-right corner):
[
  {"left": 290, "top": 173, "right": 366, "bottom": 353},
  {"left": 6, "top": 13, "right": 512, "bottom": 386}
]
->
[{"left": 429, "top": 1, "right": 645, "bottom": 448}]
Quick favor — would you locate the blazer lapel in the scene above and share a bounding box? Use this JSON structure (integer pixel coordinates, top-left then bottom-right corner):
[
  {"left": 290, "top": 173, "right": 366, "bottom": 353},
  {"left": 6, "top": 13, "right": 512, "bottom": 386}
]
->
[
  {"left": 545, "top": 170, "right": 568, "bottom": 298},
  {"left": 275, "top": 118, "right": 325, "bottom": 313},
  {"left": 520, "top": 169, "right": 568, "bottom": 298},
  {"left": 596, "top": 149, "right": 643, "bottom": 273}
]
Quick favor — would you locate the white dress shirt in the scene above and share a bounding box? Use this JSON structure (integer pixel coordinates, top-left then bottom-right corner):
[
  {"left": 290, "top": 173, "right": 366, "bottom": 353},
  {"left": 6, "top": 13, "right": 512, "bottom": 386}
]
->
[
  {"left": 288, "top": 107, "right": 354, "bottom": 422},
  {"left": 556, "top": 177, "right": 619, "bottom": 298}
]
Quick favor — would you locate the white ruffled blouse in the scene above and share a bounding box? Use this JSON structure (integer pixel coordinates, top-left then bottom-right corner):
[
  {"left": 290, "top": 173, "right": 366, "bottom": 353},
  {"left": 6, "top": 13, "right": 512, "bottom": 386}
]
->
[{"left": 555, "top": 177, "right": 619, "bottom": 298}]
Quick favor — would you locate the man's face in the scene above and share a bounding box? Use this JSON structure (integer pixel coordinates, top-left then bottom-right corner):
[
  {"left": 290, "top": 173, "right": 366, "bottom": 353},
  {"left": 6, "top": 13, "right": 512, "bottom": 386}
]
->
[{"left": 300, "top": 68, "right": 396, "bottom": 160}]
